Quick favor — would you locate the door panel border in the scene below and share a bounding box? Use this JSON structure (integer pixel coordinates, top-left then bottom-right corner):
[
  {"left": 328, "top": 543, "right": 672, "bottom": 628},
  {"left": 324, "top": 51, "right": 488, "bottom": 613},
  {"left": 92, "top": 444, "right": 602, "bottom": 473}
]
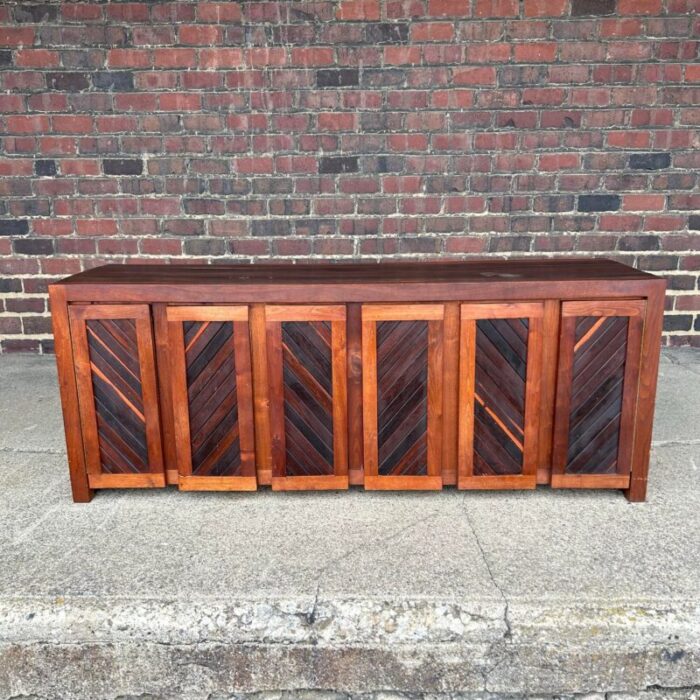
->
[
  {"left": 551, "top": 299, "right": 645, "bottom": 489},
  {"left": 166, "top": 305, "right": 257, "bottom": 491},
  {"left": 69, "top": 304, "right": 164, "bottom": 489},
  {"left": 457, "top": 302, "right": 544, "bottom": 490},
  {"left": 361, "top": 304, "right": 444, "bottom": 491}
]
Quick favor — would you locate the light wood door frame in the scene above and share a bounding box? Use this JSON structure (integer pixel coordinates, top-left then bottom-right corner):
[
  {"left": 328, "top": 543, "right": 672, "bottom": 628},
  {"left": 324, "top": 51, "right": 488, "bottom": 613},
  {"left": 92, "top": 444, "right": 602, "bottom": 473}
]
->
[
  {"left": 361, "top": 304, "right": 444, "bottom": 491},
  {"left": 551, "top": 299, "right": 645, "bottom": 490},
  {"left": 68, "top": 304, "right": 165, "bottom": 489},
  {"left": 457, "top": 302, "right": 543, "bottom": 490},
  {"left": 166, "top": 305, "right": 257, "bottom": 491},
  {"left": 265, "top": 305, "right": 348, "bottom": 491}
]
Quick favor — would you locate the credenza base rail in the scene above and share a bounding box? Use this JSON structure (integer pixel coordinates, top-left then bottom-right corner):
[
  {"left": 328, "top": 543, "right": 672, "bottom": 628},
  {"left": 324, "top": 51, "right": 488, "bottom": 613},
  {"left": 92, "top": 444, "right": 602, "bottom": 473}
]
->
[{"left": 49, "top": 259, "right": 666, "bottom": 503}]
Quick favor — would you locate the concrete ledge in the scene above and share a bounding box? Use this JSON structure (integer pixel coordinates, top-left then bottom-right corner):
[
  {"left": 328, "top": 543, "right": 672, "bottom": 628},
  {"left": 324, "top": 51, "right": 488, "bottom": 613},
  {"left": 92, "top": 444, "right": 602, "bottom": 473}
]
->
[{"left": 0, "top": 349, "right": 699, "bottom": 698}]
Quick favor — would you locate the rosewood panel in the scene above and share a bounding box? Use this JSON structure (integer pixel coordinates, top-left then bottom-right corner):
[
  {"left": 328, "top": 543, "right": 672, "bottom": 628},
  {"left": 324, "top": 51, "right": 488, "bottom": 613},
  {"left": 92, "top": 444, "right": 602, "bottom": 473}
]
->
[
  {"left": 166, "top": 306, "right": 256, "bottom": 491},
  {"left": 68, "top": 304, "right": 164, "bottom": 489},
  {"left": 265, "top": 305, "right": 348, "bottom": 491},
  {"left": 362, "top": 304, "right": 444, "bottom": 490},
  {"left": 552, "top": 300, "right": 645, "bottom": 489},
  {"left": 458, "top": 303, "right": 543, "bottom": 490}
]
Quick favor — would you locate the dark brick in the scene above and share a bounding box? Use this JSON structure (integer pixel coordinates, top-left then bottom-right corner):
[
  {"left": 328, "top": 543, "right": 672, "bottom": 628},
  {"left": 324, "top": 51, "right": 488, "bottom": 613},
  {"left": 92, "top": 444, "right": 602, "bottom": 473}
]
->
[
  {"left": 34, "top": 160, "right": 57, "bottom": 177},
  {"left": 0, "top": 220, "right": 29, "bottom": 236},
  {"left": 361, "top": 69, "right": 406, "bottom": 88},
  {"left": 489, "top": 236, "right": 532, "bottom": 253},
  {"left": 0, "top": 51, "right": 11, "bottom": 67},
  {"left": 364, "top": 23, "right": 409, "bottom": 44},
  {"left": 667, "top": 276, "right": 696, "bottom": 291},
  {"left": 688, "top": 215, "right": 700, "bottom": 230},
  {"left": 14, "top": 4, "right": 58, "bottom": 22},
  {"left": 695, "top": 317, "right": 700, "bottom": 333},
  {"left": 40, "top": 339, "right": 55, "bottom": 354},
  {"left": 0, "top": 279, "right": 22, "bottom": 293},
  {"left": 93, "top": 71, "right": 135, "bottom": 91},
  {"left": 294, "top": 219, "right": 336, "bottom": 236},
  {"left": 319, "top": 156, "right": 359, "bottom": 174},
  {"left": 13, "top": 238, "right": 54, "bottom": 255},
  {"left": 316, "top": 69, "right": 360, "bottom": 88},
  {"left": 252, "top": 219, "right": 294, "bottom": 236},
  {"left": 618, "top": 235, "right": 660, "bottom": 251},
  {"left": 183, "top": 238, "right": 226, "bottom": 256},
  {"left": 22, "top": 316, "right": 53, "bottom": 335},
  {"left": 46, "top": 72, "right": 90, "bottom": 92},
  {"left": 364, "top": 155, "right": 405, "bottom": 173},
  {"left": 578, "top": 194, "right": 621, "bottom": 212},
  {"left": 664, "top": 315, "right": 693, "bottom": 332},
  {"left": 103, "top": 159, "right": 143, "bottom": 176},
  {"left": 571, "top": 0, "right": 616, "bottom": 16},
  {"left": 629, "top": 153, "right": 672, "bottom": 171}
]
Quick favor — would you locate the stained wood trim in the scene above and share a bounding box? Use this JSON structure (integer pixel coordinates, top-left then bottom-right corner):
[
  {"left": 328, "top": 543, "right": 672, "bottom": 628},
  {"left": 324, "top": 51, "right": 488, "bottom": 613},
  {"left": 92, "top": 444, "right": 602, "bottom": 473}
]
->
[
  {"left": 441, "top": 302, "right": 460, "bottom": 486},
  {"left": 249, "top": 305, "right": 272, "bottom": 485},
  {"left": 347, "top": 303, "right": 364, "bottom": 486},
  {"left": 153, "top": 304, "right": 178, "bottom": 484},
  {"left": 457, "top": 302, "right": 543, "bottom": 489},
  {"left": 233, "top": 320, "right": 257, "bottom": 479},
  {"left": 264, "top": 305, "right": 346, "bottom": 322},
  {"left": 266, "top": 321, "right": 286, "bottom": 479},
  {"left": 538, "top": 299, "right": 561, "bottom": 484},
  {"left": 561, "top": 300, "right": 645, "bottom": 318},
  {"left": 426, "top": 320, "right": 444, "bottom": 479},
  {"left": 459, "top": 475, "right": 537, "bottom": 490},
  {"left": 364, "top": 476, "right": 443, "bottom": 491},
  {"left": 551, "top": 316, "right": 577, "bottom": 477},
  {"left": 49, "top": 286, "right": 93, "bottom": 502},
  {"left": 88, "top": 473, "right": 166, "bottom": 489},
  {"left": 179, "top": 476, "right": 257, "bottom": 491},
  {"left": 626, "top": 286, "right": 666, "bottom": 502},
  {"left": 271, "top": 475, "right": 348, "bottom": 491},
  {"left": 331, "top": 319, "right": 349, "bottom": 478},
  {"left": 362, "top": 304, "right": 445, "bottom": 321},
  {"left": 167, "top": 318, "right": 193, "bottom": 478},
  {"left": 361, "top": 317, "right": 379, "bottom": 479},
  {"left": 460, "top": 302, "right": 544, "bottom": 320},
  {"left": 166, "top": 305, "right": 248, "bottom": 322},
  {"left": 551, "top": 474, "right": 630, "bottom": 490},
  {"left": 70, "top": 304, "right": 151, "bottom": 321}
]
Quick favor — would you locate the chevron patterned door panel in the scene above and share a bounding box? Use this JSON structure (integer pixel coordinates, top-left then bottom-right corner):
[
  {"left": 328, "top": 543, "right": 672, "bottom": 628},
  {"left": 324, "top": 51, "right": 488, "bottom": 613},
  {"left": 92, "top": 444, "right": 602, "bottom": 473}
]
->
[
  {"left": 68, "top": 304, "right": 164, "bottom": 489},
  {"left": 458, "top": 303, "right": 544, "bottom": 490},
  {"left": 362, "top": 305, "right": 444, "bottom": 490},
  {"left": 166, "top": 306, "right": 256, "bottom": 491},
  {"left": 265, "top": 305, "right": 348, "bottom": 490},
  {"left": 552, "top": 300, "right": 645, "bottom": 489}
]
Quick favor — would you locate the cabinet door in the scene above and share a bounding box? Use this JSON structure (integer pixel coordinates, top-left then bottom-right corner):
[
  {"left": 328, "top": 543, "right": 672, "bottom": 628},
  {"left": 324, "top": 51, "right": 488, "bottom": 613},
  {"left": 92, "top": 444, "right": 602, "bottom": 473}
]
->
[
  {"left": 265, "top": 305, "right": 348, "bottom": 490},
  {"left": 457, "top": 303, "right": 543, "bottom": 490},
  {"left": 69, "top": 304, "right": 164, "bottom": 489},
  {"left": 552, "top": 300, "right": 644, "bottom": 489},
  {"left": 166, "top": 306, "right": 256, "bottom": 491},
  {"left": 362, "top": 304, "right": 444, "bottom": 490}
]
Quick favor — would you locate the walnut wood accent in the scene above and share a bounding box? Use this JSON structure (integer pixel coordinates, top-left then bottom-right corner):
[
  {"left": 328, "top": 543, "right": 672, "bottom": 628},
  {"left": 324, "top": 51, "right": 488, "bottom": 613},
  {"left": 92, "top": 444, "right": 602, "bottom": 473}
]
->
[
  {"left": 166, "top": 306, "right": 256, "bottom": 490},
  {"left": 50, "top": 260, "right": 665, "bottom": 502}
]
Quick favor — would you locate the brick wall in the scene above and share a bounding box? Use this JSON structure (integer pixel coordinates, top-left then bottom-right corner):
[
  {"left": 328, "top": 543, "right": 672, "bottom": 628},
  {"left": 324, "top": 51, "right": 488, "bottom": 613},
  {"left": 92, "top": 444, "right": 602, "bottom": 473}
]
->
[{"left": 0, "top": 0, "right": 699, "bottom": 353}]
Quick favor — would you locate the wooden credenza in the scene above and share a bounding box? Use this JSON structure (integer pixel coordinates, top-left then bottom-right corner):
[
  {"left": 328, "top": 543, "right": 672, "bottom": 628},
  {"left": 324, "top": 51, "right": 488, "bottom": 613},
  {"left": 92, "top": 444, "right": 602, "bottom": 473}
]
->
[{"left": 49, "top": 259, "right": 665, "bottom": 503}]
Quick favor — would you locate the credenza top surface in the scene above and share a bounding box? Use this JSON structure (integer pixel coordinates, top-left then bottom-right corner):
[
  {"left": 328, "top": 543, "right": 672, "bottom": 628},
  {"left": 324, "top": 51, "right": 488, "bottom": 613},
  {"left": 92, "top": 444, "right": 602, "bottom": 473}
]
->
[{"left": 56, "top": 258, "right": 658, "bottom": 289}]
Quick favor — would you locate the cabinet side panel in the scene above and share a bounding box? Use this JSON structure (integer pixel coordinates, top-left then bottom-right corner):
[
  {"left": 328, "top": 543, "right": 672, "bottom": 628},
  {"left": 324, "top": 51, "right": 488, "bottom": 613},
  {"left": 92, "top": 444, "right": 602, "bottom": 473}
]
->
[
  {"left": 184, "top": 320, "right": 242, "bottom": 477},
  {"left": 281, "top": 321, "right": 334, "bottom": 476},
  {"left": 85, "top": 318, "right": 149, "bottom": 474},
  {"left": 566, "top": 316, "right": 628, "bottom": 475},
  {"left": 473, "top": 318, "right": 528, "bottom": 476},
  {"left": 376, "top": 320, "right": 428, "bottom": 477}
]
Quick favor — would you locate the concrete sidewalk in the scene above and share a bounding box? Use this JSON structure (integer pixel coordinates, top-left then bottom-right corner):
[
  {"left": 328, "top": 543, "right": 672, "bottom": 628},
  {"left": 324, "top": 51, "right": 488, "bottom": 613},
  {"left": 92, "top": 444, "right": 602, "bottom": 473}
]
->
[{"left": 0, "top": 350, "right": 698, "bottom": 699}]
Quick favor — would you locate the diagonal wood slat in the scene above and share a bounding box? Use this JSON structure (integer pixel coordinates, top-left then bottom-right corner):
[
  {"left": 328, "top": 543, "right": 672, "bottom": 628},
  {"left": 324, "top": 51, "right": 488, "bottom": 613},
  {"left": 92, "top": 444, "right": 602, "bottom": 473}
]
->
[
  {"left": 184, "top": 320, "right": 242, "bottom": 477},
  {"left": 377, "top": 320, "right": 428, "bottom": 476},
  {"left": 86, "top": 319, "right": 148, "bottom": 474},
  {"left": 566, "top": 316, "right": 629, "bottom": 475},
  {"left": 281, "top": 321, "right": 334, "bottom": 476},
  {"left": 473, "top": 318, "right": 528, "bottom": 476}
]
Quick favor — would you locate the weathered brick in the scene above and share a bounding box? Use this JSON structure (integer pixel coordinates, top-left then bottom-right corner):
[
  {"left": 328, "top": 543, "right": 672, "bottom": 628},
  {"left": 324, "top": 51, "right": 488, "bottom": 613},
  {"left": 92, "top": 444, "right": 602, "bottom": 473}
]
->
[
  {"left": 103, "top": 159, "right": 143, "bottom": 175},
  {"left": 46, "top": 72, "right": 90, "bottom": 91},
  {"left": 319, "top": 156, "right": 359, "bottom": 174},
  {"left": 0, "top": 220, "right": 29, "bottom": 236},
  {"left": 34, "top": 160, "right": 57, "bottom": 177},
  {"left": 571, "top": 0, "right": 616, "bottom": 16},
  {"left": 13, "top": 238, "right": 54, "bottom": 255},
  {"left": 92, "top": 71, "right": 134, "bottom": 91},
  {"left": 364, "top": 23, "right": 409, "bottom": 44},
  {"left": 629, "top": 152, "right": 672, "bottom": 170}
]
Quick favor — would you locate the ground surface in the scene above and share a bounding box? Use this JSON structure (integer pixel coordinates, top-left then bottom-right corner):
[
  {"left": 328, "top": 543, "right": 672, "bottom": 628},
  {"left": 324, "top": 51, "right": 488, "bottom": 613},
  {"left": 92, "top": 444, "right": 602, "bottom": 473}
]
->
[{"left": 0, "top": 350, "right": 698, "bottom": 699}]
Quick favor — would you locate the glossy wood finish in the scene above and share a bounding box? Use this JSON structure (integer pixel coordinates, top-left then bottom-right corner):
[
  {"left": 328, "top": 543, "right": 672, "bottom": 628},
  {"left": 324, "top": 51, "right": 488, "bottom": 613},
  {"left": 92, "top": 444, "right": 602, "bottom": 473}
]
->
[
  {"left": 68, "top": 304, "right": 164, "bottom": 489},
  {"left": 458, "top": 303, "right": 543, "bottom": 490},
  {"left": 50, "top": 259, "right": 665, "bottom": 502},
  {"left": 166, "top": 306, "right": 256, "bottom": 491},
  {"left": 265, "top": 305, "right": 348, "bottom": 491},
  {"left": 552, "top": 300, "right": 645, "bottom": 490},
  {"left": 362, "top": 304, "right": 444, "bottom": 490}
]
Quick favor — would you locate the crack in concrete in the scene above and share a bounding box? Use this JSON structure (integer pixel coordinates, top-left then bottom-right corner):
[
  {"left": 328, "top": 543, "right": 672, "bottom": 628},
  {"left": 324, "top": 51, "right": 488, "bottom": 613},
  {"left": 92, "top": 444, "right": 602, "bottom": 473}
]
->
[{"left": 0, "top": 447, "right": 66, "bottom": 455}]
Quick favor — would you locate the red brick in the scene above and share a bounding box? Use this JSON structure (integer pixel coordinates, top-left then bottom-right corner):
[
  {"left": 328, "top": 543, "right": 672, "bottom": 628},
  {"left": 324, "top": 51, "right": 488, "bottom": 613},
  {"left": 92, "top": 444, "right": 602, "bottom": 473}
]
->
[
  {"left": 76, "top": 219, "right": 119, "bottom": 236},
  {"left": 0, "top": 28, "right": 35, "bottom": 46},
  {"left": 623, "top": 194, "right": 666, "bottom": 211},
  {"left": 6, "top": 116, "right": 50, "bottom": 134},
  {"left": 524, "top": 0, "right": 566, "bottom": 16},
  {"left": 453, "top": 67, "right": 497, "bottom": 85},
  {"left": 107, "top": 49, "right": 151, "bottom": 68},
  {"left": 178, "top": 25, "right": 223, "bottom": 45},
  {"left": 427, "top": 0, "right": 471, "bottom": 17},
  {"left": 153, "top": 49, "right": 197, "bottom": 68},
  {"left": 412, "top": 23, "right": 455, "bottom": 41},
  {"left": 384, "top": 47, "right": 422, "bottom": 65},
  {"left": 15, "top": 50, "right": 60, "bottom": 68},
  {"left": 52, "top": 115, "right": 93, "bottom": 134},
  {"left": 336, "top": 0, "right": 380, "bottom": 20},
  {"left": 514, "top": 43, "right": 557, "bottom": 62},
  {"left": 291, "top": 48, "right": 335, "bottom": 66},
  {"left": 197, "top": 2, "right": 242, "bottom": 22},
  {"left": 619, "top": 0, "right": 662, "bottom": 14},
  {"left": 474, "top": 0, "right": 518, "bottom": 17}
]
